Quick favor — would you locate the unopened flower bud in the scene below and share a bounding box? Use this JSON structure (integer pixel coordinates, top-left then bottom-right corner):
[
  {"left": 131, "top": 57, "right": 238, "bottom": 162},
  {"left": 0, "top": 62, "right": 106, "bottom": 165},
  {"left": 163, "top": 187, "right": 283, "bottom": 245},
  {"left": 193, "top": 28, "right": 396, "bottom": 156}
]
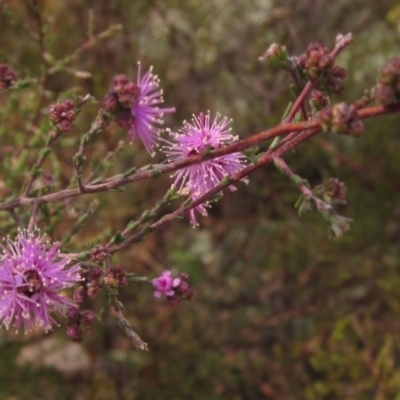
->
[
  {"left": 103, "top": 265, "right": 127, "bottom": 288},
  {"left": 89, "top": 245, "right": 109, "bottom": 263},
  {"left": 66, "top": 323, "right": 83, "bottom": 343},
  {"left": 67, "top": 307, "right": 81, "bottom": 323},
  {"left": 326, "top": 65, "right": 347, "bottom": 93},
  {"left": 320, "top": 102, "right": 363, "bottom": 136},
  {"left": 298, "top": 43, "right": 331, "bottom": 79},
  {"left": 109, "top": 74, "right": 141, "bottom": 108},
  {"left": 57, "top": 120, "right": 73, "bottom": 132},
  {"left": 87, "top": 282, "right": 102, "bottom": 298},
  {"left": 373, "top": 84, "right": 396, "bottom": 106},
  {"left": 297, "top": 42, "right": 347, "bottom": 93},
  {"left": 80, "top": 310, "right": 95, "bottom": 325},
  {"left": 379, "top": 57, "right": 400, "bottom": 86},
  {"left": 310, "top": 90, "right": 329, "bottom": 111},
  {"left": 0, "top": 64, "right": 17, "bottom": 90},
  {"left": 373, "top": 57, "right": 400, "bottom": 105},
  {"left": 174, "top": 273, "right": 195, "bottom": 300},
  {"left": 167, "top": 295, "right": 181, "bottom": 307},
  {"left": 258, "top": 43, "right": 292, "bottom": 70},
  {"left": 323, "top": 178, "right": 347, "bottom": 204},
  {"left": 112, "top": 74, "right": 130, "bottom": 93},
  {"left": 335, "top": 33, "right": 354, "bottom": 47},
  {"left": 49, "top": 99, "right": 76, "bottom": 132},
  {"left": 87, "top": 267, "right": 103, "bottom": 281},
  {"left": 103, "top": 92, "right": 119, "bottom": 112},
  {"left": 104, "top": 64, "right": 175, "bottom": 155},
  {"left": 115, "top": 110, "right": 135, "bottom": 130},
  {"left": 73, "top": 286, "right": 87, "bottom": 303}
]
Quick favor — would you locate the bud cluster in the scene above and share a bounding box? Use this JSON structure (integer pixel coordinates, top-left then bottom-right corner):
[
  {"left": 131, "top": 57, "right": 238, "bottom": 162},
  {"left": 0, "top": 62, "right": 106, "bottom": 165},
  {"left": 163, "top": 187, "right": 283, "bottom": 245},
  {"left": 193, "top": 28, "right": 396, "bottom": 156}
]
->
[
  {"left": 102, "top": 265, "right": 127, "bottom": 288},
  {"left": 309, "top": 90, "right": 329, "bottom": 112},
  {"left": 320, "top": 102, "right": 364, "bottom": 136},
  {"left": 258, "top": 43, "right": 292, "bottom": 70},
  {"left": 167, "top": 272, "right": 195, "bottom": 307},
  {"left": 297, "top": 42, "right": 347, "bottom": 93},
  {"left": 373, "top": 56, "right": 400, "bottom": 106},
  {"left": 90, "top": 245, "right": 110, "bottom": 263},
  {"left": 314, "top": 178, "right": 347, "bottom": 205},
  {"left": 49, "top": 99, "right": 76, "bottom": 132},
  {"left": 104, "top": 74, "right": 140, "bottom": 111},
  {"left": 66, "top": 308, "right": 95, "bottom": 342},
  {"left": 73, "top": 267, "right": 103, "bottom": 302},
  {"left": 103, "top": 74, "right": 140, "bottom": 131},
  {"left": 0, "top": 63, "right": 17, "bottom": 90}
]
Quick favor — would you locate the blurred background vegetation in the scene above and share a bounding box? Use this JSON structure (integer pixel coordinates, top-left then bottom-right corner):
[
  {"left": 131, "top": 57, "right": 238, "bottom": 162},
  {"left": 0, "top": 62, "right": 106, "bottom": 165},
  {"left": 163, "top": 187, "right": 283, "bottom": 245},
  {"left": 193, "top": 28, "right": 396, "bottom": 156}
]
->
[{"left": 1, "top": 0, "right": 400, "bottom": 399}]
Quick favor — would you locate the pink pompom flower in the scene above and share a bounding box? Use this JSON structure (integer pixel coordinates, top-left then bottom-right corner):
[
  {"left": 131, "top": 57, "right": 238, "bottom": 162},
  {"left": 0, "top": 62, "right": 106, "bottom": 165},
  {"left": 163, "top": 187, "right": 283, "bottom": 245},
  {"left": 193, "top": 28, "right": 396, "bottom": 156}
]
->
[
  {"left": 162, "top": 111, "right": 247, "bottom": 225},
  {"left": 0, "top": 229, "right": 81, "bottom": 332},
  {"left": 130, "top": 63, "right": 175, "bottom": 155}
]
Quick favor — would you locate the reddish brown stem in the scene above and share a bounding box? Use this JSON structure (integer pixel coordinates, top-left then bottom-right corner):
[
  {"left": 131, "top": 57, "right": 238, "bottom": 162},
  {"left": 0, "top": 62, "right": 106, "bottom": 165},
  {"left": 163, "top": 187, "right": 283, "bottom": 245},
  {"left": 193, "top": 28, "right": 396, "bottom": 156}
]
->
[{"left": 0, "top": 103, "right": 399, "bottom": 215}]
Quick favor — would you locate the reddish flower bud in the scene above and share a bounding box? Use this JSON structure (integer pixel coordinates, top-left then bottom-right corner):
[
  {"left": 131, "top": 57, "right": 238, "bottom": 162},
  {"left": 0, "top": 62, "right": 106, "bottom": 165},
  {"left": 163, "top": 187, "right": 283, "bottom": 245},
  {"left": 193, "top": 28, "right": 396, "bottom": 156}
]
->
[
  {"left": 66, "top": 323, "right": 83, "bottom": 343},
  {"left": 373, "top": 84, "right": 396, "bottom": 106},
  {"left": 175, "top": 274, "right": 195, "bottom": 300},
  {"left": 115, "top": 110, "right": 135, "bottom": 130},
  {"left": 0, "top": 64, "right": 17, "bottom": 90},
  {"left": 104, "top": 65, "right": 175, "bottom": 155},
  {"left": 310, "top": 90, "right": 329, "bottom": 111},
  {"left": 80, "top": 310, "right": 95, "bottom": 325},
  {"left": 103, "top": 93, "right": 119, "bottom": 113},
  {"left": 73, "top": 286, "right": 87, "bottom": 303},
  {"left": 87, "top": 267, "right": 103, "bottom": 281},
  {"left": 87, "top": 282, "right": 102, "bottom": 298},
  {"left": 89, "top": 245, "right": 109, "bottom": 263},
  {"left": 258, "top": 43, "right": 292, "bottom": 70},
  {"left": 323, "top": 178, "right": 347, "bottom": 204},
  {"left": 167, "top": 295, "right": 181, "bottom": 307},
  {"left": 297, "top": 42, "right": 347, "bottom": 93},
  {"left": 49, "top": 99, "right": 76, "bottom": 132},
  {"left": 320, "top": 102, "right": 364, "bottom": 136},
  {"left": 107, "top": 74, "right": 141, "bottom": 109},
  {"left": 373, "top": 57, "right": 400, "bottom": 106},
  {"left": 66, "top": 307, "right": 81, "bottom": 323},
  {"left": 103, "top": 266, "right": 127, "bottom": 288}
]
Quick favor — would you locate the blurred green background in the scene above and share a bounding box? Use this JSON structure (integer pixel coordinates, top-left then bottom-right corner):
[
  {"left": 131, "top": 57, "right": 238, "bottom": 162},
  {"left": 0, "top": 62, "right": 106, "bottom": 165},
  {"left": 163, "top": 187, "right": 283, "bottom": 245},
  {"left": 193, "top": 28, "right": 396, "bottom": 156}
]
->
[{"left": 1, "top": 0, "right": 400, "bottom": 399}]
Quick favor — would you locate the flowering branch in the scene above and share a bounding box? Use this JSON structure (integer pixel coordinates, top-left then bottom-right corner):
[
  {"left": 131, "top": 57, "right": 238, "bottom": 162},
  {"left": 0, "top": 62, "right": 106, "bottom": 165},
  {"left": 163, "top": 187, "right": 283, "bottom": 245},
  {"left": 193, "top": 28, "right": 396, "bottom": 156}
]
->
[
  {"left": 2, "top": 22, "right": 400, "bottom": 349},
  {"left": 0, "top": 102, "right": 397, "bottom": 216}
]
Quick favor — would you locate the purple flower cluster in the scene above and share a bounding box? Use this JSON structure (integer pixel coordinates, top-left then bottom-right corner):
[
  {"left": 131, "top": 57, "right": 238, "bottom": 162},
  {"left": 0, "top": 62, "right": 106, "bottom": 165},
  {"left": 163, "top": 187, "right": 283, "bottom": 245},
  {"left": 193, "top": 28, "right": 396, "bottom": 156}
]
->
[
  {"left": 0, "top": 229, "right": 81, "bottom": 332},
  {"left": 163, "top": 111, "right": 247, "bottom": 225},
  {"left": 130, "top": 63, "right": 175, "bottom": 155},
  {"left": 105, "top": 67, "right": 246, "bottom": 226},
  {"left": 104, "top": 63, "right": 175, "bottom": 155}
]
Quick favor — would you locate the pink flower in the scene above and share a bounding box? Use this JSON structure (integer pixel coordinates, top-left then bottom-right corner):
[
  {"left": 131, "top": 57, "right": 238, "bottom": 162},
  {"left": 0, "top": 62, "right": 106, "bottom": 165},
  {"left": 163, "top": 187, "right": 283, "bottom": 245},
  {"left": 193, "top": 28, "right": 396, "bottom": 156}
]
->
[
  {"left": 0, "top": 229, "right": 81, "bottom": 332},
  {"left": 162, "top": 111, "right": 247, "bottom": 225},
  {"left": 152, "top": 271, "right": 180, "bottom": 298},
  {"left": 130, "top": 63, "right": 175, "bottom": 155}
]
